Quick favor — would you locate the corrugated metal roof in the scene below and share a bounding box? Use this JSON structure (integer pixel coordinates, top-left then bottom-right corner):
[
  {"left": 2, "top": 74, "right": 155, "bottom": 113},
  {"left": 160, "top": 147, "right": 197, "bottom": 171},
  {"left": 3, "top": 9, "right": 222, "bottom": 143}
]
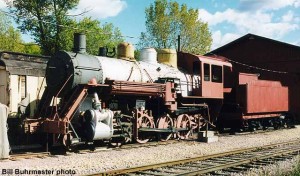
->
[{"left": 0, "top": 51, "right": 50, "bottom": 76}]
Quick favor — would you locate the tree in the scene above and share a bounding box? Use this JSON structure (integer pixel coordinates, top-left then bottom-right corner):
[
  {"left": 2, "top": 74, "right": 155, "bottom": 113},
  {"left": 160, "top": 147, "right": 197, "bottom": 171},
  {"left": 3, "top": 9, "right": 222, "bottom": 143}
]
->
[
  {"left": 0, "top": 12, "right": 26, "bottom": 52},
  {"left": 138, "top": 0, "right": 212, "bottom": 55},
  {"left": 6, "top": 0, "right": 79, "bottom": 55},
  {"left": 6, "top": 0, "right": 124, "bottom": 56},
  {"left": 60, "top": 17, "right": 124, "bottom": 55},
  {"left": 23, "top": 43, "right": 42, "bottom": 55}
]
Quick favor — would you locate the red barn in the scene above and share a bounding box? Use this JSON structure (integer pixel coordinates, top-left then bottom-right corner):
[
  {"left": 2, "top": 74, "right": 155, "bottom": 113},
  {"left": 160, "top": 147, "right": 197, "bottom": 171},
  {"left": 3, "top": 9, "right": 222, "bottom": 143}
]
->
[{"left": 206, "top": 33, "right": 300, "bottom": 122}]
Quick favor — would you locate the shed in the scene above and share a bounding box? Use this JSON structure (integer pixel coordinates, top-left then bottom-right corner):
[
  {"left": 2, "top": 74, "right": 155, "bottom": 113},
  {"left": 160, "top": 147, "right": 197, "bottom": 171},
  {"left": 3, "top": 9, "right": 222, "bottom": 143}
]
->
[
  {"left": 0, "top": 52, "right": 49, "bottom": 117},
  {"left": 206, "top": 33, "right": 300, "bottom": 121}
]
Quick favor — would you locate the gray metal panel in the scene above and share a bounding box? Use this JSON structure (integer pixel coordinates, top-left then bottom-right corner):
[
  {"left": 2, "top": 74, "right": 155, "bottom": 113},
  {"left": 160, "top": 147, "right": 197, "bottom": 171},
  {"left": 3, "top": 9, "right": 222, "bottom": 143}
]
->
[
  {"left": 72, "top": 52, "right": 102, "bottom": 86},
  {"left": 46, "top": 51, "right": 103, "bottom": 96}
]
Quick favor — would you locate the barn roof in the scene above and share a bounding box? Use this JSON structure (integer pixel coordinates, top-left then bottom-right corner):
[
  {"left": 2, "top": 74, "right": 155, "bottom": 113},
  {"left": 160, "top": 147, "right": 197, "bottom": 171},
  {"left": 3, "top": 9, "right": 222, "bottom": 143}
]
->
[
  {"left": 205, "top": 33, "right": 300, "bottom": 74},
  {"left": 207, "top": 33, "right": 300, "bottom": 55},
  {"left": 0, "top": 51, "right": 50, "bottom": 76}
]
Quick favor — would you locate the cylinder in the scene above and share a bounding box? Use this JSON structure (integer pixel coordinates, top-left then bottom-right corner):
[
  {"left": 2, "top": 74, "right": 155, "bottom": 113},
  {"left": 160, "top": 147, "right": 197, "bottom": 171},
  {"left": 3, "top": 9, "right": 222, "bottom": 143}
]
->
[
  {"left": 117, "top": 42, "right": 135, "bottom": 60},
  {"left": 73, "top": 33, "right": 86, "bottom": 54},
  {"left": 157, "top": 49, "right": 177, "bottom": 68},
  {"left": 83, "top": 109, "right": 113, "bottom": 141},
  {"left": 140, "top": 48, "right": 157, "bottom": 64}
]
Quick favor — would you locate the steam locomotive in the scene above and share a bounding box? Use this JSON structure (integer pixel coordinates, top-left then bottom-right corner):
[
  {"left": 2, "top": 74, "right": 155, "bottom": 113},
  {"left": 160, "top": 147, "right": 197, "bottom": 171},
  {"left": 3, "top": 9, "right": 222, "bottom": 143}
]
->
[{"left": 22, "top": 33, "right": 293, "bottom": 148}]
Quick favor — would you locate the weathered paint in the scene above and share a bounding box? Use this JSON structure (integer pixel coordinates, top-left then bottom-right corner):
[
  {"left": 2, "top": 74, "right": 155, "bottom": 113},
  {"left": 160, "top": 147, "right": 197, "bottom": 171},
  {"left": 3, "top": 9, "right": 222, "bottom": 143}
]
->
[
  {"left": 9, "top": 75, "right": 20, "bottom": 113},
  {"left": 0, "top": 70, "right": 8, "bottom": 106},
  {"left": 0, "top": 52, "right": 49, "bottom": 77},
  {"left": 1, "top": 72, "right": 45, "bottom": 115},
  {"left": 26, "top": 76, "right": 46, "bottom": 116},
  {"left": 0, "top": 52, "right": 49, "bottom": 117}
]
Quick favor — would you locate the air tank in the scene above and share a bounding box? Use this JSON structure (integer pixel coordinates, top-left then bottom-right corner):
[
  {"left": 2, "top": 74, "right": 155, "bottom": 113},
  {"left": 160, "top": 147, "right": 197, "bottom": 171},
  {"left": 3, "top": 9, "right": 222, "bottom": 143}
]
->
[
  {"left": 140, "top": 48, "right": 157, "bottom": 64},
  {"left": 117, "top": 42, "right": 135, "bottom": 60},
  {"left": 157, "top": 49, "right": 177, "bottom": 68}
]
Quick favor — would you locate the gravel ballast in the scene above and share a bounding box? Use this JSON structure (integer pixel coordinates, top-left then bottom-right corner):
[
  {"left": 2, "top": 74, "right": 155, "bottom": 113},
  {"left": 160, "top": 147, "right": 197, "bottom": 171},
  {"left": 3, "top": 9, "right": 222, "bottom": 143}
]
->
[{"left": 1, "top": 127, "right": 300, "bottom": 175}]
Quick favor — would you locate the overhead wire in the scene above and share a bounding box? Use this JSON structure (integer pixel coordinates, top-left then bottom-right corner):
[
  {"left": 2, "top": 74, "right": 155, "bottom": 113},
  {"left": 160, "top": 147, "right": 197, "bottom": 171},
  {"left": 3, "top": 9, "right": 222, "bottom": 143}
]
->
[{"left": 225, "top": 57, "right": 288, "bottom": 74}]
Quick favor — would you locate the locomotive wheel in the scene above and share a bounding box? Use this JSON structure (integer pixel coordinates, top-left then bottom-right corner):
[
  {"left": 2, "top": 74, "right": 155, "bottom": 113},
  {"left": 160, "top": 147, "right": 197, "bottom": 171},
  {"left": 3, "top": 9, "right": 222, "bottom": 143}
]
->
[
  {"left": 176, "top": 114, "right": 192, "bottom": 139},
  {"left": 191, "top": 114, "right": 206, "bottom": 131},
  {"left": 109, "top": 140, "right": 123, "bottom": 147},
  {"left": 62, "top": 132, "right": 73, "bottom": 147},
  {"left": 136, "top": 113, "right": 155, "bottom": 143},
  {"left": 157, "top": 114, "right": 173, "bottom": 141},
  {"left": 109, "top": 131, "right": 132, "bottom": 147},
  {"left": 62, "top": 132, "right": 73, "bottom": 150}
]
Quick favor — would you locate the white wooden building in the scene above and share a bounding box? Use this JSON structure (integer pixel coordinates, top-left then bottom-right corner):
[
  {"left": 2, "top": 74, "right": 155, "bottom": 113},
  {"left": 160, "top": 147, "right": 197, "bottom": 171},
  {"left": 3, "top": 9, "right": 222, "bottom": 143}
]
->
[{"left": 0, "top": 52, "right": 49, "bottom": 117}]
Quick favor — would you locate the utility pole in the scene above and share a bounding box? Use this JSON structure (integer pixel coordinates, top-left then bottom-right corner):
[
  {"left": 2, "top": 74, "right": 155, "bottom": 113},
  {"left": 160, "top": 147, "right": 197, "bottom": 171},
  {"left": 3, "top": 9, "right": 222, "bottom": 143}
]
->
[{"left": 177, "top": 35, "right": 181, "bottom": 52}]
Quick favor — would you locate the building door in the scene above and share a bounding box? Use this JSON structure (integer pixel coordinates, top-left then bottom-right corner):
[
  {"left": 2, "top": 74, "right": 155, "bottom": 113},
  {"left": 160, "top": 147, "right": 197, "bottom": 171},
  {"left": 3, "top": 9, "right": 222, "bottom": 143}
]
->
[{"left": 0, "top": 69, "right": 8, "bottom": 106}]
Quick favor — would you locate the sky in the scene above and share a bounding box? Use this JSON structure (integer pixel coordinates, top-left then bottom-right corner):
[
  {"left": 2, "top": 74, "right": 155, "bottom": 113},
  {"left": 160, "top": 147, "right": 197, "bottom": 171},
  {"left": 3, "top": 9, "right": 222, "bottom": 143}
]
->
[{"left": 1, "top": 0, "right": 300, "bottom": 50}]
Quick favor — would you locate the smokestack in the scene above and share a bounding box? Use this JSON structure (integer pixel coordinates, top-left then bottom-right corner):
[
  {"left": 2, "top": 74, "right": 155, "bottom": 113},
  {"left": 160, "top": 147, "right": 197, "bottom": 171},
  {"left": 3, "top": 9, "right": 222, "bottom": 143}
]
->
[
  {"left": 98, "top": 47, "right": 107, "bottom": 56},
  {"left": 73, "top": 33, "right": 86, "bottom": 54}
]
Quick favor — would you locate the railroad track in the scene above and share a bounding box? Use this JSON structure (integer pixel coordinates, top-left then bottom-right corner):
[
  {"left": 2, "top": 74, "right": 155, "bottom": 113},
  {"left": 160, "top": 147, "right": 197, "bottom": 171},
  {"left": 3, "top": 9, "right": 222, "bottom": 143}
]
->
[
  {"left": 75, "top": 140, "right": 181, "bottom": 154},
  {"left": 3, "top": 130, "right": 284, "bottom": 159},
  {"left": 4, "top": 140, "right": 184, "bottom": 160},
  {"left": 119, "top": 140, "right": 181, "bottom": 149},
  {"left": 218, "top": 126, "right": 292, "bottom": 137},
  {"left": 1, "top": 152, "right": 51, "bottom": 161},
  {"left": 98, "top": 140, "right": 300, "bottom": 176}
]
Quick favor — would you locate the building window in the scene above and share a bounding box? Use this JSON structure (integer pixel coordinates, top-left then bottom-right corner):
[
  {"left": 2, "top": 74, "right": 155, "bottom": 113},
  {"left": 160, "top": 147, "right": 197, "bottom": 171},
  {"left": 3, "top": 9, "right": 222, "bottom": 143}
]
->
[
  {"left": 204, "top": 63, "right": 210, "bottom": 81},
  {"left": 212, "top": 65, "right": 222, "bottom": 83},
  {"left": 20, "top": 75, "right": 26, "bottom": 99}
]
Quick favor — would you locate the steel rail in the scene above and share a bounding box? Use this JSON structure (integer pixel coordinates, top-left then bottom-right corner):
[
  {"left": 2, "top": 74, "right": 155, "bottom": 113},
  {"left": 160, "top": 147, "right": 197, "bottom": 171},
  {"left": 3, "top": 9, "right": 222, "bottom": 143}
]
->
[
  {"left": 178, "top": 146, "right": 300, "bottom": 175},
  {"left": 96, "top": 139, "right": 300, "bottom": 176},
  {"left": 75, "top": 140, "right": 180, "bottom": 154},
  {"left": 7, "top": 152, "right": 51, "bottom": 161}
]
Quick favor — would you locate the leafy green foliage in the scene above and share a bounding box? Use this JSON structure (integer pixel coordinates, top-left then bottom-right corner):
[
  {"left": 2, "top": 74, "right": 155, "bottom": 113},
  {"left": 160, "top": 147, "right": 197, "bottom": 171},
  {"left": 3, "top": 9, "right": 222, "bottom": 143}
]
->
[
  {"left": 60, "top": 17, "right": 123, "bottom": 55},
  {"left": 139, "top": 0, "right": 212, "bottom": 55},
  {"left": 7, "top": 0, "right": 124, "bottom": 56},
  {"left": 0, "top": 12, "right": 38, "bottom": 53},
  {"left": 23, "top": 43, "right": 41, "bottom": 55},
  {"left": 8, "top": 0, "right": 79, "bottom": 55}
]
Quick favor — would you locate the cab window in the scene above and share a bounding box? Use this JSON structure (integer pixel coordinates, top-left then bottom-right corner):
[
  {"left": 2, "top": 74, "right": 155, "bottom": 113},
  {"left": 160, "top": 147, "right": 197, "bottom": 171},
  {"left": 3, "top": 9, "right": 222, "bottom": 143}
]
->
[
  {"left": 212, "top": 65, "right": 222, "bottom": 83},
  {"left": 204, "top": 63, "right": 210, "bottom": 81},
  {"left": 193, "top": 61, "right": 201, "bottom": 75}
]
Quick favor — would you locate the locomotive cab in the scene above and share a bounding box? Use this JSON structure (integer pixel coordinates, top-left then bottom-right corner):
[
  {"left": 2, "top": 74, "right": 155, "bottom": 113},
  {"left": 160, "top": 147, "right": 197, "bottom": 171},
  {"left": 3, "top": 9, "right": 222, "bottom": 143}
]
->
[{"left": 177, "top": 52, "right": 232, "bottom": 98}]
